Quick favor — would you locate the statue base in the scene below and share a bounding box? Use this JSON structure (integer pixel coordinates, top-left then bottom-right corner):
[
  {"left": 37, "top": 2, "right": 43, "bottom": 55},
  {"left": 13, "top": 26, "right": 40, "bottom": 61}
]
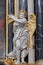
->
[
  {"left": 28, "top": 48, "right": 35, "bottom": 64},
  {"left": 4, "top": 58, "right": 43, "bottom": 65},
  {"left": 4, "top": 58, "right": 35, "bottom": 65},
  {"left": 1, "top": 59, "right": 43, "bottom": 65}
]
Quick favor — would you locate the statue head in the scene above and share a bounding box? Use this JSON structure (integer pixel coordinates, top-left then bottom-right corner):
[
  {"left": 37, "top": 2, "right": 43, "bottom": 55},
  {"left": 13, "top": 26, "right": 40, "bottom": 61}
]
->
[
  {"left": 18, "top": 10, "right": 27, "bottom": 18},
  {"left": 30, "top": 13, "right": 36, "bottom": 19}
]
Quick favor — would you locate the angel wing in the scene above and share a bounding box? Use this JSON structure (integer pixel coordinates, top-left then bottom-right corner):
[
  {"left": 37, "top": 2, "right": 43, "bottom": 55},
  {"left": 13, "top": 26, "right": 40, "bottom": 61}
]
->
[
  {"left": 26, "top": 14, "right": 36, "bottom": 35},
  {"left": 26, "top": 14, "right": 36, "bottom": 48}
]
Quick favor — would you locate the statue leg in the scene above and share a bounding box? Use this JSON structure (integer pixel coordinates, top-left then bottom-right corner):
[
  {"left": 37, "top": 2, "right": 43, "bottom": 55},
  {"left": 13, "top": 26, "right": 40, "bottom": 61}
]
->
[
  {"left": 15, "top": 40, "right": 21, "bottom": 64},
  {"left": 21, "top": 49, "right": 28, "bottom": 63},
  {"left": 21, "top": 51, "right": 25, "bottom": 63},
  {"left": 21, "top": 57, "right": 24, "bottom": 63},
  {"left": 16, "top": 48, "right": 20, "bottom": 64}
]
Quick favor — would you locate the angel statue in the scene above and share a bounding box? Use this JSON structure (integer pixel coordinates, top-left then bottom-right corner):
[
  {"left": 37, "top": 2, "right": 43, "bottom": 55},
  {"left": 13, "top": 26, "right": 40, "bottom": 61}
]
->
[{"left": 7, "top": 10, "right": 29, "bottom": 64}]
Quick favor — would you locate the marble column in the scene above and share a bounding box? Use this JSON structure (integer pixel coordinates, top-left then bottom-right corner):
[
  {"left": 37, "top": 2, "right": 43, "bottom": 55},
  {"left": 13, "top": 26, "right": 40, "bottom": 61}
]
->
[
  {"left": 19, "top": 0, "right": 28, "bottom": 19},
  {"left": 8, "top": 0, "right": 14, "bottom": 53},
  {"left": 34, "top": 0, "right": 43, "bottom": 61},
  {"left": 28, "top": 0, "right": 34, "bottom": 20},
  {"left": 8, "top": 0, "right": 14, "bottom": 14},
  {"left": 28, "top": 0, "right": 35, "bottom": 64},
  {"left": 15, "top": 0, "right": 19, "bottom": 17}
]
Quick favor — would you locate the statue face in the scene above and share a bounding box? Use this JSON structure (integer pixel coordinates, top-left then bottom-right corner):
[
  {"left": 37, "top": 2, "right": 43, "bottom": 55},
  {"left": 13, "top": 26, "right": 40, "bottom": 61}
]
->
[
  {"left": 30, "top": 15, "right": 33, "bottom": 19},
  {"left": 19, "top": 12, "right": 24, "bottom": 18}
]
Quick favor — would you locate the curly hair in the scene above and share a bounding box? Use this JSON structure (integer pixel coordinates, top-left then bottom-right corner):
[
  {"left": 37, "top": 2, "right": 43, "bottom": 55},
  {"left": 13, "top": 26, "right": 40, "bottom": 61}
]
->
[{"left": 18, "top": 10, "right": 27, "bottom": 18}]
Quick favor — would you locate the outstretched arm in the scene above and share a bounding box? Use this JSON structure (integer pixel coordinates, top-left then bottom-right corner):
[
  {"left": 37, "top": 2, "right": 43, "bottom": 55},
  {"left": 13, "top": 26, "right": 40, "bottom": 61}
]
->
[{"left": 8, "top": 14, "right": 27, "bottom": 24}]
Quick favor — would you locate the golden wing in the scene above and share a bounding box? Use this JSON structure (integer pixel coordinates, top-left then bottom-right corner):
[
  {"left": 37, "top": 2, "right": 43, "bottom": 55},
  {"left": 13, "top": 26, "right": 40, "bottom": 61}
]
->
[
  {"left": 26, "top": 14, "right": 36, "bottom": 35},
  {"left": 26, "top": 14, "right": 36, "bottom": 48}
]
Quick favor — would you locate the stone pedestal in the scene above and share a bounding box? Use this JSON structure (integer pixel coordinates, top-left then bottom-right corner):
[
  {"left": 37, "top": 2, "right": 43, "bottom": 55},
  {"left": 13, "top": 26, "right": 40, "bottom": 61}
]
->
[{"left": 28, "top": 48, "right": 35, "bottom": 64}]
